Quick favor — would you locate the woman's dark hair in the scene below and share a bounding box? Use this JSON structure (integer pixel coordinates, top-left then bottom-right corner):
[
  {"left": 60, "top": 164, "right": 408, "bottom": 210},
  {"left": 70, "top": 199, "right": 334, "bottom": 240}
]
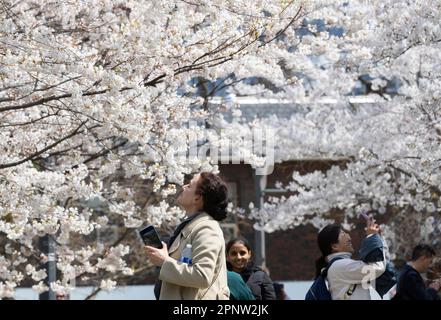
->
[
  {"left": 226, "top": 237, "right": 252, "bottom": 256},
  {"left": 273, "top": 282, "right": 287, "bottom": 300},
  {"left": 195, "top": 172, "right": 228, "bottom": 221},
  {"left": 315, "top": 224, "right": 342, "bottom": 277}
]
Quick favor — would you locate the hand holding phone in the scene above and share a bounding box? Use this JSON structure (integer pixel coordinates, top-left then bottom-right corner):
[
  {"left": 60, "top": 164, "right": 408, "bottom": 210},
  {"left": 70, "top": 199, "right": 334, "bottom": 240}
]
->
[
  {"left": 139, "top": 225, "right": 163, "bottom": 249},
  {"left": 360, "top": 210, "right": 375, "bottom": 223},
  {"left": 360, "top": 210, "right": 380, "bottom": 235}
]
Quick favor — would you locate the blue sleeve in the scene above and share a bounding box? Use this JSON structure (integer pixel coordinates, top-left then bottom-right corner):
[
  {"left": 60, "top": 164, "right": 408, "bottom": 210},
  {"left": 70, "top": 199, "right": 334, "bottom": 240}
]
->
[
  {"left": 359, "top": 234, "right": 384, "bottom": 262},
  {"left": 363, "top": 248, "right": 384, "bottom": 263}
]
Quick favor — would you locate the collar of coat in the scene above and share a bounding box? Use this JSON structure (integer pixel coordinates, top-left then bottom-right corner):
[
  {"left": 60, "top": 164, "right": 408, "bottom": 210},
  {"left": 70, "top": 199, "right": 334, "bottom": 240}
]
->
[
  {"left": 326, "top": 252, "right": 352, "bottom": 263},
  {"left": 168, "top": 212, "right": 215, "bottom": 254},
  {"left": 180, "top": 212, "right": 214, "bottom": 237}
]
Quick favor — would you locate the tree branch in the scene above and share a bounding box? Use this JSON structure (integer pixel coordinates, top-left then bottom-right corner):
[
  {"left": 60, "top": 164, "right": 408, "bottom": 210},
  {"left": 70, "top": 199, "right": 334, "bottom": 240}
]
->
[
  {"left": 0, "top": 120, "right": 88, "bottom": 169},
  {"left": 82, "top": 139, "right": 128, "bottom": 165},
  {"left": 259, "top": 5, "right": 303, "bottom": 47},
  {"left": 0, "top": 87, "right": 132, "bottom": 113}
]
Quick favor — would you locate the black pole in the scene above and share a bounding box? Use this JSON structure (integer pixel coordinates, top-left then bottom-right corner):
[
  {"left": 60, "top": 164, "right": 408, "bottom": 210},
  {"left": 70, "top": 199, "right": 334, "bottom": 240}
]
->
[
  {"left": 253, "top": 170, "right": 266, "bottom": 268},
  {"left": 39, "top": 235, "right": 57, "bottom": 300}
]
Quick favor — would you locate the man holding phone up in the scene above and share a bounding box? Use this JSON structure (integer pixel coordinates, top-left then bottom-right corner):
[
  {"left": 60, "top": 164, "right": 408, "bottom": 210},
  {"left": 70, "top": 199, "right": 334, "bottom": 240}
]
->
[{"left": 144, "top": 172, "right": 230, "bottom": 300}]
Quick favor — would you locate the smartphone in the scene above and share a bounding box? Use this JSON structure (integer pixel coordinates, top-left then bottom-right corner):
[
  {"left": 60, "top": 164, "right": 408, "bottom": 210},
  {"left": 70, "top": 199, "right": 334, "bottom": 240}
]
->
[
  {"left": 360, "top": 210, "right": 374, "bottom": 222},
  {"left": 139, "top": 225, "right": 163, "bottom": 249}
]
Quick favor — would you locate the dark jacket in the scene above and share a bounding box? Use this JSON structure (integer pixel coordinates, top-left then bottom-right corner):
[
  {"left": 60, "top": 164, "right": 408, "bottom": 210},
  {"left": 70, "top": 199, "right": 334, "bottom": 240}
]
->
[
  {"left": 227, "top": 262, "right": 276, "bottom": 300},
  {"left": 395, "top": 264, "right": 440, "bottom": 300}
]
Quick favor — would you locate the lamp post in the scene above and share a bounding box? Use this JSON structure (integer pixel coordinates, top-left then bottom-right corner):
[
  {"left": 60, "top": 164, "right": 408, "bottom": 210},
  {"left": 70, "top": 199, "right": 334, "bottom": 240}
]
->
[
  {"left": 39, "top": 235, "right": 57, "bottom": 300},
  {"left": 253, "top": 170, "right": 267, "bottom": 269}
]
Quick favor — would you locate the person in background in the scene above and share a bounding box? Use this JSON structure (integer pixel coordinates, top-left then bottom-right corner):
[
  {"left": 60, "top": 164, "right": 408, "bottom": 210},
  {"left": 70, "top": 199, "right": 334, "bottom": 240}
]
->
[
  {"left": 273, "top": 282, "right": 290, "bottom": 300},
  {"left": 226, "top": 237, "right": 276, "bottom": 300},
  {"left": 394, "top": 244, "right": 441, "bottom": 300}
]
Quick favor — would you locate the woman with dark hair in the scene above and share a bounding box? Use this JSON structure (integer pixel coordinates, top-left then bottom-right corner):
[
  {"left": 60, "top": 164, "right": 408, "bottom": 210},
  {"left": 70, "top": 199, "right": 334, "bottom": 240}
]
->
[
  {"left": 145, "top": 172, "right": 230, "bottom": 300},
  {"left": 315, "top": 220, "right": 387, "bottom": 300},
  {"left": 315, "top": 224, "right": 343, "bottom": 277},
  {"left": 225, "top": 237, "right": 276, "bottom": 300}
]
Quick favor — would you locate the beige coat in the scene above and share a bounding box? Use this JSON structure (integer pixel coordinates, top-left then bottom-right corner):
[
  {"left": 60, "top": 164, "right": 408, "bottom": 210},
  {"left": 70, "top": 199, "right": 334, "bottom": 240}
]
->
[{"left": 158, "top": 212, "right": 230, "bottom": 300}]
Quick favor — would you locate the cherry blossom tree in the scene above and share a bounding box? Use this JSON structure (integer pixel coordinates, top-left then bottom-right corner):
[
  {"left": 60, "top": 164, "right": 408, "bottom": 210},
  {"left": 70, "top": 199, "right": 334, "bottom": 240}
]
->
[
  {"left": 0, "top": 0, "right": 311, "bottom": 298},
  {"left": 2, "top": 0, "right": 440, "bottom": 299},
  {"left": 244, "top": 0, "right": 441, "bottom": 264}
]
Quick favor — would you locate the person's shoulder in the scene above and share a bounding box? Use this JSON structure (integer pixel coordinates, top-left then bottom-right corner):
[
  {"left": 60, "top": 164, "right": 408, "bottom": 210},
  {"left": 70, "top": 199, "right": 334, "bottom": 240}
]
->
[
  {"left": 228, "top": 271, "right": 244, "bottom": 282},
  {"left": 228, "top": 270, "right": 240, "bottom": 277},
  {"left": 404, "top": 269, "right": 421, "bottom": 280},
  {"left": 189, "top": 219, "right": 223, "bottom": 245},
  {"left": 194, "top": 220, "right": 223, "bottom": 236},
  {"left": 329, "top": 256, "right": 358, "bottom": 267},
  {"left": 400, "top": 264, "right": 419, "bottom": 277},
  {"left": 189, "top": 214, "right": 221, "bottom": 233},
  {"left": 327, "top": 256, "right": 364, "bottom": 274},
  {"left": 250, "top": 268, "right": 271, "bottom": 281},
  {"left": 251, "top": 265, "right": 265, "bottom": 273}
]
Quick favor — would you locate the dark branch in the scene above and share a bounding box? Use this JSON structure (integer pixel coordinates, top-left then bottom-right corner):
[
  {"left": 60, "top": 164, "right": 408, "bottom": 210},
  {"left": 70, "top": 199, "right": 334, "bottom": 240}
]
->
[
  {"left": 0, "top": 120, "right": 88, "bottom": 169},
  {"left": 259, "top": 6, "right": 303, "bottom": 47},
  {"left": 0, "top": 87, "right": 132, "bottom": 113}
]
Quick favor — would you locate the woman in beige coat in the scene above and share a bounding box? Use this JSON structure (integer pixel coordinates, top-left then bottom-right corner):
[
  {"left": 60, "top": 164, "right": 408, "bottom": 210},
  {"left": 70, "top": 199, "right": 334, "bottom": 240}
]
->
[{"left": 145, "top": 172, "right": 230, "bottom": 300}]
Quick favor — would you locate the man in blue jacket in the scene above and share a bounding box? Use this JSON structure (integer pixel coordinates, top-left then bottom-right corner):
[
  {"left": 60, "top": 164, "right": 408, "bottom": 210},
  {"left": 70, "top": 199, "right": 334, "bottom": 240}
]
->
[{"left": 395, "top": 244, "right": 441, "bottom": 300}]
